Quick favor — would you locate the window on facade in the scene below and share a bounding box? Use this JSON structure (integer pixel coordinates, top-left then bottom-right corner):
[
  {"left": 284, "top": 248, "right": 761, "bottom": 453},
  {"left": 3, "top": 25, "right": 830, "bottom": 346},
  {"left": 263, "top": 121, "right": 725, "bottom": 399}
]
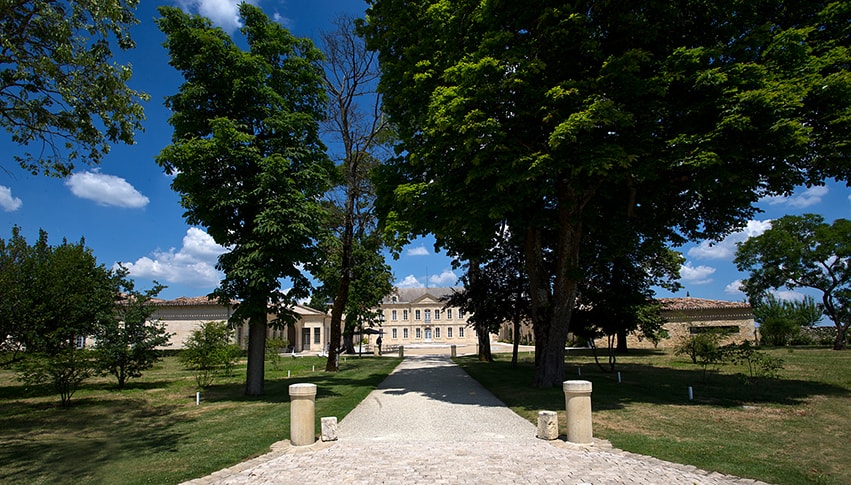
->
[
  {"left": 314, "top": 328, "right": 321, "bottom": 344},
  {"left": 392, "top": 328, "right": 398, "bottom": 339},
  {"left": 416, "top": 328, "right": 422, "bottom": 339},
  {"left": 403, "top": 310, "right": 409, "bottom": 320},
  {"left": 447, "top": 309, "right": 453, "bottom": 320},
  {"left": 459, "top": 327, "right": 465, "bottom": 338},
  {"left": 447, "top": 327, "right": 453, "bottom": 338},
  {"left": 434, "top": 309, "right": 440, "bottom": 320},
  {"left": 403, "top": 328, "right": 409, "bottom": 339},
  {"left": 74, "top": 335, "right": 86, "bottom": 349},
  {"left": 391, "top": 296, "right": 397, "bottom": 303},
  {"left": 415, "top": 310, "right": 421, "bottom": 320},
  {"left": 435, "top": 327, "right": 441, "bottom": 338},
  {"left": 424, "top": 309, "right": 431, "bottom": 322},
  {"left": 392, "top": 310, "right": 397, "bottom": 321},
  {"left": 459, "top": 310, "right": 465, "bottom": 319}
]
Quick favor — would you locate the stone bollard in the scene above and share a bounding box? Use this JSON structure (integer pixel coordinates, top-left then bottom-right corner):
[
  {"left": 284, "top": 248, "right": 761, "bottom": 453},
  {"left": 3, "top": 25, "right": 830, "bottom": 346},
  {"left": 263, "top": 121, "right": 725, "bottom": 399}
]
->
[
  {"left": 289, "top": 383, "right": 317, "bottom": 446},
  {"left": 536, "top": 410, "right": 558, "bottom": 440},
  {"left": 321, "top": 417, "right": 338, "bottom": 442},
  {"left": 373, "top": 345, "right": 379, "bottom": 356},
  {"left": 399, "top": 345, "right": 404, "bottom": 358},
  {"left": 563, "top": 380, "right": 593, "bottom": 444},
  {"left": 450, "top": 345, "right": 457, "bottom": 358}
]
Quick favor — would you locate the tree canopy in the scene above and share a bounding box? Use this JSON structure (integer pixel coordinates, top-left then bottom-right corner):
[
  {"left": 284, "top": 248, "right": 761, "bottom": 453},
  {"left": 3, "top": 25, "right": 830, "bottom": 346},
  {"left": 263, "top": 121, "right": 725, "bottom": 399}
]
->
[
  {"left": 363, "top": 0, "right": 851, "bottom": 386},
  {"left": 156, "top": 4, "right": 331, "bottom": 395},
  {"left": 736, "top": 214, "right": 850, "bottom": 350},
  {"left": 0, "top": 0, "right": 148, "bottom": 176}
]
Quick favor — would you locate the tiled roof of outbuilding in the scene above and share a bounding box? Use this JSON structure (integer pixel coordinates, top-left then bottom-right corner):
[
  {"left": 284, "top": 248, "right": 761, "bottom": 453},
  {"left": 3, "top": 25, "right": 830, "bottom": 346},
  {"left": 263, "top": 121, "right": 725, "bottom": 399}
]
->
[{"left": 658, "top": 297, "right": 750, "bottom": 310}]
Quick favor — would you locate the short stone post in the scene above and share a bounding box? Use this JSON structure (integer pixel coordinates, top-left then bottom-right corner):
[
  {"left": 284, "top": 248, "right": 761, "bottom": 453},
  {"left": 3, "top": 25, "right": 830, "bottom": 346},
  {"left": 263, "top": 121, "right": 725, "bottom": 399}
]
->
[
  {"left": 563, "top": 380, "right": 593, "bottom": 444},
  {"left": 289, "top": 383, "right": 317, "bottom": 446},
  {"left": 373, "top": 344, "right": 379, "bottom": 356},
  {"left": 321, "top": 417, "right": 338, "bottom": 442},
  {"left": 399, "top": 345, "right": 404, "bottom": 358},
  {"left": 450, "top": 345, "right": 457, "bottom": 358},
  {"left": 536, "top": 410, "right": 558, "bottom": 440}
]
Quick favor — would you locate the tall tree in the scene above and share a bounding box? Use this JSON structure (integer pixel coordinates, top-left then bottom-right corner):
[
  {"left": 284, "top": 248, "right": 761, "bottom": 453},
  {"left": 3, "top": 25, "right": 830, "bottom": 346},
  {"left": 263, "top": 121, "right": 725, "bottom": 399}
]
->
[
  {"left": 156, "top": 5, "right": 331, "bottom": 395},
  {"left": 363, "top": 0, "right": 851, "bottom": 387},
  {"left": 0, "top": 0, "right": 148, "bottom": 176},
  {"left": 736, "top": 214, "right": 850, "bottom": 350},
  {"left": 315, "top": 16, "right": 392, "bottom": 370}
]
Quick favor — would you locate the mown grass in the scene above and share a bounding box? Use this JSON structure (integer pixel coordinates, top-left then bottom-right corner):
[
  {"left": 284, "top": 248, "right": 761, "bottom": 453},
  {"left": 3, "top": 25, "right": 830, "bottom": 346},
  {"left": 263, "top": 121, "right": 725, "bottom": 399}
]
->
[
  {"left": 457, "top": 347, "right": 850, "bottom": 485},
  {"left": 0, "top": 354, "right": 400, "bottom": 484}
]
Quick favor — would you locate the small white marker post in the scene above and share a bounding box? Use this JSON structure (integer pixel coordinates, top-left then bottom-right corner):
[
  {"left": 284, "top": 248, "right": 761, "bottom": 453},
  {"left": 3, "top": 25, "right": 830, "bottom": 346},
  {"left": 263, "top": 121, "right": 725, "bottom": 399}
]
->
[
  {"left": 617, "top": 371, "right": 622, "bottom": 383},
  {"left": 688, "top": 386, "right": 694, "bottom": 401},
  {"left": 312, "top": 365, "right": 315, "bottom": 372},
  {"left": 577, "top": 366, "right": 582, "bottom": 376},
  {"left": 287, "top": 370, "right": 291, "bottom": 378},
  {"left": 196, "top": 391, "right": 200, "bottom": 406}
]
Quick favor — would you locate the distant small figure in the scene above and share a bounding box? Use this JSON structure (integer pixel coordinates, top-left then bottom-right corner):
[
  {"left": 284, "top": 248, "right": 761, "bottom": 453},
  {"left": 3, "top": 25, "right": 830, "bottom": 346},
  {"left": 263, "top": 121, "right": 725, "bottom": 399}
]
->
[{"left": 376, "top": 336, "right": 383, "bottom": 355}]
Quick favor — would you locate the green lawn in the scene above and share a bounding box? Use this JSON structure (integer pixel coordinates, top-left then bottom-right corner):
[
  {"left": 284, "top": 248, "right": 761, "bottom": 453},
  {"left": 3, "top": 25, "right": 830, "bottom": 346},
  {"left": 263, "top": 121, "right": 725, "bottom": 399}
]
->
[
  {"left": 457, "top": 347, "right": 850, "bottom": 485},
  {"left": 0, "top": 355, "right": 400, "bottom": 484}
]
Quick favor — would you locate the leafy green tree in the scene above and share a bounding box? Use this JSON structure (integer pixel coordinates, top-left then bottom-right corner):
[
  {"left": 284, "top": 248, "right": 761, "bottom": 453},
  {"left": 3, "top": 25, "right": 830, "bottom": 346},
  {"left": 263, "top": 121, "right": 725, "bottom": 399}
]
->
[
  {"left": 17, "top": 347, "right": 96, "bottom": 407},
  {"left": 156, "top": 4, "right": 332, "bottom": 396},
  {"left": 314, "top": 16, "right": 393, "bottom": 370},
  {"left": 309, "top": 233, "right": 393, "bottom": 355},
  {"left": 363, "top": 1, "right": 851, "bottom": 386},
  {"left": 0, "top": 0, "right": 148, "bottom": 176},
  {"left": 443, "top": 224, "right": 530, "bottom": 364},
  {"left": 92, "top": 280, "right": 172, "bottom": 389},
  {"left": 736, "top": 214, "right": 850, "bottom": 350},
  {"left": 0, "top": 226, "right": 122, "bottom": 405},
  {"left": 674, "top": 331, "right": 725, "bottom": 381},
  {"left": 180, "top": 321, "right": 240, "bottom": 389}
]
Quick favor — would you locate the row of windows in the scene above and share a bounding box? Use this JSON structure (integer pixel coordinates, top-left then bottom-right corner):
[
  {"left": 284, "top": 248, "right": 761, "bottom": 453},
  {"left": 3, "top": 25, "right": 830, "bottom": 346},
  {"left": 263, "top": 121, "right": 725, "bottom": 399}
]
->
[
  {"left": 389, "top": 327, "right": 466, "bottom": 339},
  {"left": 389, "top": 309, "right": 466, "bottom": 321}
]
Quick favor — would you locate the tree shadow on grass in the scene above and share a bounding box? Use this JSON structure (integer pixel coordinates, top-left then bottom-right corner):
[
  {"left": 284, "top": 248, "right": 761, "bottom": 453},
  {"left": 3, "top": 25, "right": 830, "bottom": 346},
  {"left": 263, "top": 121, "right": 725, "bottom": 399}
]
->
[
  {"left": 458, "top": 357, "right": 850, "bottom": 416},
  {"left": 0, "top": 396, "right": 188, "bottom": 484}
]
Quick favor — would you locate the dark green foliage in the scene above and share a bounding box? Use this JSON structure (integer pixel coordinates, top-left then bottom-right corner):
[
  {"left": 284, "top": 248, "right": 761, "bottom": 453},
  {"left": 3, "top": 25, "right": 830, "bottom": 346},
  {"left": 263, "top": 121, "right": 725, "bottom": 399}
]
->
[
  {"left": 721, "top": 341, "right": 784, "bottom": 380},
  {"left": 0, "top": 0, "right": 148, "bottom": 176},
  {"left": 156, "top": 4, "right": 331, "bottom": 395},
  {"left": 179, "top": 321, "right": 240, "bottom": 389},
  {"left": 92, "top": 282, "right": 172, "bottom": 389},
  {"left": 363, "top": 0, "right": 851, "bottom": 387},
  {"left": 674, "top": 331, "right": 725, "bottom": 381},
  {"left": 265, "top": 337, "right": 289, "bottom": 370},
  {"left": 0, "top": 226, "right": 121, "bottom": 405}
]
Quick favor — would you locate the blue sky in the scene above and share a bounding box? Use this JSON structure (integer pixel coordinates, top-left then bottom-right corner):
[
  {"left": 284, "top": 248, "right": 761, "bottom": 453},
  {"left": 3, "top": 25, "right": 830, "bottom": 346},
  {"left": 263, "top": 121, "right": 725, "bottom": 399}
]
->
[{"left": 1, "top": 0, "right": 849, "bottom": 303}]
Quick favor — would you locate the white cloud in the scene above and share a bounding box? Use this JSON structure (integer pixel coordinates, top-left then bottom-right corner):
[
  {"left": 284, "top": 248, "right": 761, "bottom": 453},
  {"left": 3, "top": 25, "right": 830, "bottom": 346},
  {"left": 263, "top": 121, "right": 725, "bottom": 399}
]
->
[
  {"left": 771, "top": 290, "right": 806, "bottom": 301},
  {"left": 764, "top": 185, "right": 829, "bottom": 209},
  {"left": 395, "top": 275, "right": 423, "bottom": 288},
  {"left": 271, "top": 11, "right": 292, "bottom": 27},
  {"left": 724, "top": 279, "right": 745, "bottom": 296},
  {"left": 0, "top": 186, "right": 22, "bottom": 212},
  {"left": 688, "top": 219, "right": 772, "bottom": 260},
  {"left": 120, "top": 227, "right": 229, "bottom": 288},
  {"left": 429, "top": 269, "right": 458, "bottom": 287},
  {"left": 66, "top": 170, "right": 149, "bottom": 208},
  {"left": 176, "top": 0, "right": 255, "bottom": 31},
  {"left": 679, "top": 262, "right": 716, "bottom": 285},
  {"left": 405, "top": 246, "right": 430, "bottom": 256}
]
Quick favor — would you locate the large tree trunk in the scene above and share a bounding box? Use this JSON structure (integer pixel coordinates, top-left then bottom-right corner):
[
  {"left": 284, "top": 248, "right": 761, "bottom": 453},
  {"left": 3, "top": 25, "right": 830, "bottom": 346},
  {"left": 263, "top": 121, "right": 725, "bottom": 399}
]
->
[
  {"left": 616, "top": 328, "right": 629, "bottom": 354},
  {"left": 527, "top": 184, "right": 588, "bottom": 388},
  {"left": 244, "top": 315, "right": 267, "bottom": 396},
  {"left": 477, "top": 325, "right": 492, "bottom": 362},
  {"left": 325, "top": 170, "right": 356, "bottom": 371}
]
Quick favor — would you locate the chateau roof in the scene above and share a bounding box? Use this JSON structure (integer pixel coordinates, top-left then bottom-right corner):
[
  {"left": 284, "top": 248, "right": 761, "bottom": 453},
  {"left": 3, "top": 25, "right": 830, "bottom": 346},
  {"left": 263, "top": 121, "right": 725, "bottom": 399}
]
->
[{"left": 382, "top": 287, "right": 461, "bottom": 304}]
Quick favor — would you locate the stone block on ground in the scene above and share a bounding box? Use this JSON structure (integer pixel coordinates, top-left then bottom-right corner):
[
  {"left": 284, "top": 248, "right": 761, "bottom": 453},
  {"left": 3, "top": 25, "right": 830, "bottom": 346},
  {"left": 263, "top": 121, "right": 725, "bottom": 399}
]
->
[
  {"left": 321, "top": 416, "right": 338, "bottom": 442},
  {"left": 537, "top": 410, "right": 558, "bottom": 440}
]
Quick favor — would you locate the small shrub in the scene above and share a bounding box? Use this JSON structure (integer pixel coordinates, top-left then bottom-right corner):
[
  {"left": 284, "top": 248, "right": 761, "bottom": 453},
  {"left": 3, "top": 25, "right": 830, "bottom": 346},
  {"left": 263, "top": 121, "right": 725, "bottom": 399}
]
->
[
  {"left": 721, "top": 341, "right": 785, "bottom": 381},
  {"left": 17, "top": 347, "right": 95, "bottom": 407},
  {"left": 265, "top": 337, "right": 289, "bottom": 370},
  {"left": 180, "top": 321, "right": 240, "bottom": 388},
  {"left": 675, "top": 332, "right": 724, "bottom": 381}
]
